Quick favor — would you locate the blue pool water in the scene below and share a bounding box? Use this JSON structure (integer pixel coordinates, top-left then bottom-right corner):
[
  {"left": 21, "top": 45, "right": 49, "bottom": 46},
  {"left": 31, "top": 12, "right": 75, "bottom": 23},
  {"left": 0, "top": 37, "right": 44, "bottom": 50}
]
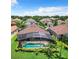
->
[{"left": 23, "top": 43, "right": 44, "bottom": 48}]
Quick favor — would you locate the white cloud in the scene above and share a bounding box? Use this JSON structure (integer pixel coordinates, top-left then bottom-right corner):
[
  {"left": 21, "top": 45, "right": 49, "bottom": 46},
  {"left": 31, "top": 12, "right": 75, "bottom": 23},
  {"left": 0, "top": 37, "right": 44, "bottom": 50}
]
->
[
  {"left": 11, "top": 0, "right": 18, "bottom": 6},
  {"left": 21, "top": 6, "right": 68, "bottom": 16}
]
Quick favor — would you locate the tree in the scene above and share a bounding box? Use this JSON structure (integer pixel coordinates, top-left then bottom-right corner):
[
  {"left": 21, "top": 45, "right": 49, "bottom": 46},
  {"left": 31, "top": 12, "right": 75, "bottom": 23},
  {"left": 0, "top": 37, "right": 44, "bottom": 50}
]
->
[
  {"left": 16, "top": 20, "right": 26, "bottom": 30},
  {"left": 42, "top": 16, "right": 50, "bottom": 18},
  {"left": 59, "top": 16, "right": 68, "bottom": 21},
  {"left": 62, "top": 34, "right": 68, "bottom": 45},
  {"left": 32, "top": 16, "right": 42, "bottom": 22},
  {"left": 43, "top": 43, "right": 60, "bottom": 59},
  {"left": 23, "top": 16, "right": 32, "bottom": 20},
  {"left": 53, "top": 20, "right": 58, "bottom": 26},
  {"left": 52, "top": 15, "right": 60, "bottom": 18},
  {"left": 38, "top": 21, "right": 46, "bottom": 28},
  {"left": 51, "top": 35, "right": 68, "bottom": 59},
  {"left": 44, "top": 48, "right": 53, "bottom": 59},
  {"left": 11, "top": 16, "right": 18, "bottom": 19}
]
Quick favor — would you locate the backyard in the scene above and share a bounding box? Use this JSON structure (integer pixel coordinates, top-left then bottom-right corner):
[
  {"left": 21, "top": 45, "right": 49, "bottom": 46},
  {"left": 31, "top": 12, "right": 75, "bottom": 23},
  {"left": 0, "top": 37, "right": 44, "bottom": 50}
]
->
[{"left": 11, "top": 34, "right": 68, "bottom": 59}]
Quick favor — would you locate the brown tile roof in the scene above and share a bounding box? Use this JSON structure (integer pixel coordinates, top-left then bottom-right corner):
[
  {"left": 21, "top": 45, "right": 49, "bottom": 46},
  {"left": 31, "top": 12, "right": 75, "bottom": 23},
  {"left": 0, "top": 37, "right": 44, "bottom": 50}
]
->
[
  {"left": 18, "top": 23, "right": 51, "bottom": 40},
  {"left": 58, "top": 20, "right": 65, "bottom": 24},
  {"left": 11, "top": 20, "right": 17, "bottom": 32},
  {"left": 11, "top": 26, "right": 17, "bottom": 32},
  {"left": 11, "top": 20, "right": 16, "bottom": 26},
  {"left": 18, "top": 23, "right": 49, "bottom": 34},
  {"left": 41, "top": 18, "right": 52, "bottom": 23},
  {"left": 49, "top": 24, "right": 68, "bottom": 35}
]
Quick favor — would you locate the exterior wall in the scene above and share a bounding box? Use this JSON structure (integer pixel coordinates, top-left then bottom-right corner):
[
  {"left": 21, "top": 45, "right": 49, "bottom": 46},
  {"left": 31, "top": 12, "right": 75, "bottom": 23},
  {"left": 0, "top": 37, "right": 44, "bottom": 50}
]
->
[{"left": 57, "top": 34, "right": 68, "bottom": 39}]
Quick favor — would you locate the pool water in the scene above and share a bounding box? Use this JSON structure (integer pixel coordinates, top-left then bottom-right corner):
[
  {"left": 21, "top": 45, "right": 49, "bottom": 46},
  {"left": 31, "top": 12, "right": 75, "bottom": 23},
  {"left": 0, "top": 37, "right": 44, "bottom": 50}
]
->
[{"left": 23, "top": 43, "right": 44, "bottom": 48}]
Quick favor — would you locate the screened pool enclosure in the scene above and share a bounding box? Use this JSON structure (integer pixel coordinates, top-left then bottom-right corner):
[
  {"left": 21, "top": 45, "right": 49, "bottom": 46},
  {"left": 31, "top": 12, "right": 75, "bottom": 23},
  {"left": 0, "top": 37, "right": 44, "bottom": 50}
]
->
[{"left": 18, "top": 32, "right": 51, "bottom": 41}]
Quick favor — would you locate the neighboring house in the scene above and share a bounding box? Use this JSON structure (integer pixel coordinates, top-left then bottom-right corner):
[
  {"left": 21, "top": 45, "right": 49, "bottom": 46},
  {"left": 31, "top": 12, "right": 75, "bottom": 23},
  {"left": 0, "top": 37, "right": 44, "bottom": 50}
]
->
[
  {"left": 40, "top": 18, "right": 53, "bottom": 27},
  {"left": 17, "top": 23, "right": 51, "bottom": 48},
  {"left": 11, "top": 21, "right": 18, "bottom": 35},
  {"left": 57, "top": 20, "right": 65, "bottom": 25},
  {"left": 26, "top": 18, "right": 37, "bottom": 26},
  {"left": 50, "top": 18, "right": 58, "bottom": 21},
  {"left": 48, "top": 24, "right": 68, "bottom": 39},
  {"left": 65, "top": 19, "right": 68, "bottom": 24},
  {"left": 12, "top": 18, "right": 21, "bottom": 21}
]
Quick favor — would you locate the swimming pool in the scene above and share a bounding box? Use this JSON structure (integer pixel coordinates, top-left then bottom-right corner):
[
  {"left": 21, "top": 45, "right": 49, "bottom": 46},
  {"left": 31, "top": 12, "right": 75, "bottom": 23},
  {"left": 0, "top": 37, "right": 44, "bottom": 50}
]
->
[{"left": 23, "top": 43, "right": 44, "bottom": 48}]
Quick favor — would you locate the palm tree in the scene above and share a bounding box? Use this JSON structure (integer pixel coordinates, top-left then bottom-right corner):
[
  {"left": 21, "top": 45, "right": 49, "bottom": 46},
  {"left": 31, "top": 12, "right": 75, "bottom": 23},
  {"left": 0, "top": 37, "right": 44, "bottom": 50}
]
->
[
  {"left": 53, "top": 20, "right": 58, "bottom": 26},
  {"left": 44, "top": 48, "right": 53, "bottom": 59},
  {"left": 43, "top": 43, "right": 60, "bottom": 59},
  {"left": 51, "top": 35, "right": 68, "bottom": 59},
  {"left": 16, "top": 20, "right": 26, "bottom": 31}
]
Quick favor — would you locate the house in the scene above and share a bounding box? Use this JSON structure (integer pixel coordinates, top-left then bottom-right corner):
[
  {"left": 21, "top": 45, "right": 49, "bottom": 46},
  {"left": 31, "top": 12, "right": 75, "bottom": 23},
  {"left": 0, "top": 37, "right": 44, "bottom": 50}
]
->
[
  {"left": 57, "top": 20, "right": 65, "bottom": 25},
  {"left": 50, "top": 18, "right": 58, "bottom": 21},
  {"left": 48, "top": 24, "right": 68, "bottom": 39},
  {"left": 26, "top": 18, "right": 37, "bottom": 26},
  {"left": 40, "top": 18, "right": 53, "bottom": 27},
  {"left": 65, "top": 19, "right": 68, "bottom": 24},
  {"left": 11, "top": 20, "right": 18, "bottom": 35},
  {"left": 12, "top": 18, "right": 21, "bottom": 21},
  {"left": 17, "top": 23, "right": 51, "bottom": 48}
]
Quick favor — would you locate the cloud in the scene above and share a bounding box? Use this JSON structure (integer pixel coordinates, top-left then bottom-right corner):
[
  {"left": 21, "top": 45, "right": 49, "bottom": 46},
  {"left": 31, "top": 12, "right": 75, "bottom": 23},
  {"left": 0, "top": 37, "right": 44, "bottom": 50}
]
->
[
  {"left": 21, "top": 6, "right": 68, "bottom": 16},
  {"left": 11, "top": 0, "right": 18, "bottom": 6}
]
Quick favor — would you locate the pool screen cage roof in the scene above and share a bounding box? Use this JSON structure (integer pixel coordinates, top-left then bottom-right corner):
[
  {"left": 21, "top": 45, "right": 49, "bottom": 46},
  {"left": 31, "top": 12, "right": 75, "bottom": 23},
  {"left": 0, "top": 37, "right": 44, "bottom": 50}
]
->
[{"left": 18, "top": 32, "right": 51, "bottom": 41}]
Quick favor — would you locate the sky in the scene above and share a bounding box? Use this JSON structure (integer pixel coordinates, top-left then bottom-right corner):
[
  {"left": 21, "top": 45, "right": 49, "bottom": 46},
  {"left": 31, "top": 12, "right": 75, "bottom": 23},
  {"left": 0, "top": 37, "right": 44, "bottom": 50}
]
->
[{"left": 11, "top": 0, "right": 68, "bottom": 16}]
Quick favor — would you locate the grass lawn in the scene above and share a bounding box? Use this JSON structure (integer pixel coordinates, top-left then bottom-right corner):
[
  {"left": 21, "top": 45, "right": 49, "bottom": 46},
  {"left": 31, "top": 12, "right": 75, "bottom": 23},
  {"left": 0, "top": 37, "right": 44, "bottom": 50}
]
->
[
  {"left": 11, "top": 34, "right": 68, "bottom": 59},
  {"left": 11, "top": 34, "right": 48, "bottom": 59}
]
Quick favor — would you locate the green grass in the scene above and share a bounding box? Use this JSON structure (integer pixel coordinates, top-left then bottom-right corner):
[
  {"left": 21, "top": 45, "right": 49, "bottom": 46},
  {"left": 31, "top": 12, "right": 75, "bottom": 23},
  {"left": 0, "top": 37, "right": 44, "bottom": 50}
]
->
[
  {"left": 11, "top": 34, "right": 68, "bottom": 59},
  {"left": 11, "top": 34, "right": 48, "bottom": 59},
  {"left": 61, "top": 48, "right": 68, "bottom": 58}
]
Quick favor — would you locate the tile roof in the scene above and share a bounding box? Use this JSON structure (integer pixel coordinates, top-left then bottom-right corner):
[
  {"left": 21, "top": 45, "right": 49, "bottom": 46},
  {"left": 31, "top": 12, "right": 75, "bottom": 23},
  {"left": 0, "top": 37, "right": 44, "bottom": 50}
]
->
[
  {"left": 40, "top": 18, "right": 52, "bottom": 23},
  {"left": 50, "top": 18, "right": 58, "bottom": 21},
  {"left": 11, "top": 26, "right": 17, "bottom": 32},
  {"left": 49, "top": 24, "right": 68, "bottom": 35},
  {"left": 11, "top": 20, "right": 16, "bottom": 26},
  {"left": 11, "top": 21, "right": 17, "bottom": 32},
  {"left": 58, "top": 20, "right": 65, "bottom": 24},
  {"left": 18, "top": 24, "right": 49, "bottom": 35},
  {"left": 26, "top": 18, "right": 37, "bottom": 26},
  {"left": 18, "top": 24, "right": 51, "bottom": 40}
]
